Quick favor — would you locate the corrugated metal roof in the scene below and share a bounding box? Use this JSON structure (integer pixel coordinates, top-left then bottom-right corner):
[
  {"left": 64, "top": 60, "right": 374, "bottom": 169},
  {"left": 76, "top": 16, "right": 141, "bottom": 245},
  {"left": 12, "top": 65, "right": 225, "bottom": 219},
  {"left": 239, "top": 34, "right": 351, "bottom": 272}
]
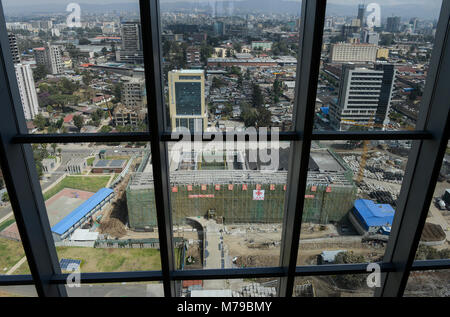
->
[
  {"left": 354, "top": 199, "right": 395, "bottom": 228},
  {"left": 52, "top": 188, "right": 113, "bottom": 235}
]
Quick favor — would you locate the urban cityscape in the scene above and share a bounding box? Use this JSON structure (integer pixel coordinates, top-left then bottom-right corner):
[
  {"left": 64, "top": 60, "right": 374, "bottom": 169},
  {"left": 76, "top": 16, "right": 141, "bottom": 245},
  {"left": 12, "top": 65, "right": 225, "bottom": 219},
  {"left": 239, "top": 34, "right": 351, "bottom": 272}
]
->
[{"left": 0, "top": 0, "right": 449, "bottom": 297}]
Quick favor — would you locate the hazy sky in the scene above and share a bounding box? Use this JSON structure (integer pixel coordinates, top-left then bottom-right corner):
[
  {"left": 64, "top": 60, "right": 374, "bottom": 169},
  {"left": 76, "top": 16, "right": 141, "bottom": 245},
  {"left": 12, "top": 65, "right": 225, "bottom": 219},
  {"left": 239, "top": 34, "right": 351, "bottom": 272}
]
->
[{"left": 1, "top": 0, "right": 443, "bottom": 5}]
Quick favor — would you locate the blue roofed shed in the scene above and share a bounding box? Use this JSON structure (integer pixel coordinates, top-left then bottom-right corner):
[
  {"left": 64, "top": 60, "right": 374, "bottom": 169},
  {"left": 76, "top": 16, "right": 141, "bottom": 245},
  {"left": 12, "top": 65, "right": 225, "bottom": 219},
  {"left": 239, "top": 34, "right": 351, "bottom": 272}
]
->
[
  {"left": 352, "top": 199, "right": 395, "bottom": 233},
  {"left": 52, "top": 188, "right": 114, "bottom": 241}
]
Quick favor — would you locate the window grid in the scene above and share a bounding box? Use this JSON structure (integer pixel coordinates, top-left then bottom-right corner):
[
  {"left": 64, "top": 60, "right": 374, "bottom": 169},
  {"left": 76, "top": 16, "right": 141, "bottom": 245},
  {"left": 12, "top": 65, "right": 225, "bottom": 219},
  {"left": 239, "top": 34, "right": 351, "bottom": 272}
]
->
[{"left": 0, "top": 0, "right": 448, "bottom": 297}]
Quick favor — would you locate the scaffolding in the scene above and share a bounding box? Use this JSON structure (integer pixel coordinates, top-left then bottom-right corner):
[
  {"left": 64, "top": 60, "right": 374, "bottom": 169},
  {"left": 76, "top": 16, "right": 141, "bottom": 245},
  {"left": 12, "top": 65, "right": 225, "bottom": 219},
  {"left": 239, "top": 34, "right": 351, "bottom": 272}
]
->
[{"left": 126, "top": 169, "right": 356, "bottom": 229}]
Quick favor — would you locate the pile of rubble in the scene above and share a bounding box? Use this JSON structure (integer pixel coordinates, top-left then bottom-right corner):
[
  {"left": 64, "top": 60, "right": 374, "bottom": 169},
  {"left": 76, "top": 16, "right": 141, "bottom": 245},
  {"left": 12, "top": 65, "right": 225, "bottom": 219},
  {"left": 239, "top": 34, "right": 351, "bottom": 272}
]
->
[{"left": 232, "top": 283, "right": 277, "bottom": 297}]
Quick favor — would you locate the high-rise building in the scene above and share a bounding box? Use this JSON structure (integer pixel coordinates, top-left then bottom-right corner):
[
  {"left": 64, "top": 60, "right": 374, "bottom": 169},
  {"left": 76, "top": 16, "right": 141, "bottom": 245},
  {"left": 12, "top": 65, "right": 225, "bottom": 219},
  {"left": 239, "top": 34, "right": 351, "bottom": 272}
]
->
[
  {"left": 362, "top": 30, "right": 379, "bottom": 45},
  {"left": 8, "top": 33, "right": 20, "bottom": 64},
  {"left": 386, "top": 16, "right": 401, "bottom": 33},
  {"left": 213, "top": 21, "right": 226, "bottom": 36},
  {"left": 117, "top": 21, "right": 144, "bottom": 64},
  {"left": 330, "top": 43, "right": 378, "bottom": 63},
  {"left": 14, "top": 63, "right": 39, "bottom": 120},
  {"left": 357, "top": 4, "right": 365, "bottom": 28},
  {"left": 330, "top": 64, "right": 396, "bottom": 130},
  {"left": 122, "top": 77, "right": 146, "bottom": 109},
  {"left": 168, "top": 69, "right": 207, "bottom": 132},
  {"left": 33, "top": 43, "right": 63, "bottom": 75}
]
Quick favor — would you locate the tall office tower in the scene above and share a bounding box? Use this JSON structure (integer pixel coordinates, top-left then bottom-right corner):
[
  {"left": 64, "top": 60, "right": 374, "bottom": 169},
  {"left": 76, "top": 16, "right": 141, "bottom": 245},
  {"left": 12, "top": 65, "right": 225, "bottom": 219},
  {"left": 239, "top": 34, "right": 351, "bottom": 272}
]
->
[
  {"left": 386, "top": 16, "right": 401, "bottom": 33},
  {"left": 213, "top": 21, "right": 226, "bottom": 36},
  {"left": 409, "top": 17, "right": 419, "bottom": 33},
  {"left": 117, "top": 21, "right": 144, "bottom": 64},
  {"left": 33, "top": 43, "right": 63, "bottom": 75},
  {"left": 357, "top": 4, "right": 365, "bottom": 28},
  {"left": 330, "top": 64, "right": 396, "bottom": 130},
  {"left": 168, "top": 70, "right": 207, "bottom": 132},
  {"left": 330, "top": 43, "right": 378, "bottom": 63},
  {"left": 14, "top": 64, "right": 39, "bottom": 120},
  {"left": 122, "top": 77, "right": 146, "bottom": 108},
  {"left": 8, "top": 33, "right": 20, "bottom": 64}
]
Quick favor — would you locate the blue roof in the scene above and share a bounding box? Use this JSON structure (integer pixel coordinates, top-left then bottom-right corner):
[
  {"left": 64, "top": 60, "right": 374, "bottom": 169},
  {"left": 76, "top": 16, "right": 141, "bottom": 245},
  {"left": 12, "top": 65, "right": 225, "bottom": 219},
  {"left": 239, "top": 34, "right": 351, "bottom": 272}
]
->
[
  {"left": 320, "top": 106, "right": 329, "bottom": 115},
  {"left": 353, "top": 199, "right": 395, "bottom": 229},
  {"left": 52, "top": 188, "right": 114, "bottom": 235}
]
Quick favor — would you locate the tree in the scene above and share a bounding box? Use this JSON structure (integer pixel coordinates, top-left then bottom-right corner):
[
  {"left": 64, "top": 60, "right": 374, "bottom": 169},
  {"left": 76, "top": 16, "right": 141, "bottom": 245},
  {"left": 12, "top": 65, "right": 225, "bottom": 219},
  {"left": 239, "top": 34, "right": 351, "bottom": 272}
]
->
[
  {"left": 57, "top": 148, "right": 62, "bottom": 157},
  {"left": 273, "top": 79, "right": 283, "bottom": 104},
  {"left": 73, "top": 115, "right": 84, "bottom": 132},
  {"left": 380, "top": 34, "right": 395, "bottom": 46},
  {"left": 252, "top": 84, "right": 264, "bottom": 108},
  {"left": 1, "top": 192, "right": 9, "bottom": 202},
  {"left": 33, "top": 114, "right": 47, "bottom": 131},
  {"left": 100, "top": 125, "right": 112, "bottom": 133},
  {"left": 82, "top": 71, "right": 93, "bottom": 86},
  {"left": 33, "top": 65, "right": 48, "bottom": 82},
  {"left": 51, "top": 143, "right": 57, "bottom": 155}
]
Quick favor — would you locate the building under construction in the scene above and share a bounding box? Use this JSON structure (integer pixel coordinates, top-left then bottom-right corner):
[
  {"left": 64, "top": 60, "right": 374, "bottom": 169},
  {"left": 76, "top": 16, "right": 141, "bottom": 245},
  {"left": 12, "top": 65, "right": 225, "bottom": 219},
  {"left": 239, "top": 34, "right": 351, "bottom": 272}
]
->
[{"left": 126, "top": 144, "right": 357, "bottom": 231}]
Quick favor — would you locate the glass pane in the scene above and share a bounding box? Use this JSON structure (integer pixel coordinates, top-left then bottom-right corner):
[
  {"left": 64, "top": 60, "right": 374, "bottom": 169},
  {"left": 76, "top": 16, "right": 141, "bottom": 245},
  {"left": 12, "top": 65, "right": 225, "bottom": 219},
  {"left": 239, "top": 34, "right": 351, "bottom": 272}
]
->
[
  {"left": 183, "top": 278, "right": 279, "bottom": 297},
  {"left": 294, "top": 275, "right": 375, "bottom": 297},
  {"left": 0, "top": 168, "right": 33, "bottom": 277},
  {"left": 168, "top": 141, "right": 289, "bottom": 271},
  {"left": 411, "top": 141, "right": 449, "bottom": 260},
  {"left": 160, "top": 0, "right": 302, "bottom": 132},
  {"left": 0, "top": 286, "right": 38, "bottom": 297},
  {"left": 66, "top": 282, "right": 164, "bottom": 297},
  {"left": 3, "top": 0, "right": 148, "bottom": 134},
  {"left": 31, "top": 142, "right": 166, "bottom": 273},
  {"left": 297, "top": 140, "right": 412, "bottom": 265},
  {"left": 315, "top": 0, "right": 443, "bottom": 132},
  {"left": 404, "top": 269, "right": 450, "bottom": 297}
]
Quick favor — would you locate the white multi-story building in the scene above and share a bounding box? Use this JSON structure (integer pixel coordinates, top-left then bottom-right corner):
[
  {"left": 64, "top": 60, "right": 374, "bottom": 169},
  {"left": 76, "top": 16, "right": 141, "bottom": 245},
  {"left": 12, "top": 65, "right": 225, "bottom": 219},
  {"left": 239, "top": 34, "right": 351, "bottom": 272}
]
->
[
  {"left": 33, "top": 44, "right": 63, "bottom": 75},
  {"left": 330, "top": 64, "right": 396, "bottom": 130},
  {"left": 14, "top": 64, "right": 39, "bottom": 120},
  {"left": 330, "top": 43, "right": 378, "bottom": 63}
]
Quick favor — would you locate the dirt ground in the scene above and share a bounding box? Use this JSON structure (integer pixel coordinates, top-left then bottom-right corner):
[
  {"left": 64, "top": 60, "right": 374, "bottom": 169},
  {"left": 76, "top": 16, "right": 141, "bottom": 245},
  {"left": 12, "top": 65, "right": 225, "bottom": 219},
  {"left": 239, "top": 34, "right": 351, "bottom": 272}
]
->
[{"left": 223, "top": 223, "right": 385, "bottom": 267}]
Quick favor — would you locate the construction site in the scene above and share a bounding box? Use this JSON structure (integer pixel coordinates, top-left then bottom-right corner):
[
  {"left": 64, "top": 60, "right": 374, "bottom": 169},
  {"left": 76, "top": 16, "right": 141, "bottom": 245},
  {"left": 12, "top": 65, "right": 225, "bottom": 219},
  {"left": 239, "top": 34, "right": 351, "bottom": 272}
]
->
[{"left": 126, "top": 143, "right": 357, "bottom": 230}]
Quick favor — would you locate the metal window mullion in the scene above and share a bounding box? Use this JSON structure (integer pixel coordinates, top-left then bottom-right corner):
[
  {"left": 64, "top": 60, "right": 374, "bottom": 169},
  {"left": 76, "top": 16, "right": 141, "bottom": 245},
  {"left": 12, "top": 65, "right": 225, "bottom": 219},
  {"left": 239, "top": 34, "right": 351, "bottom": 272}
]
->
[
  {"left": 376, "top": 1, "right": 450, "bottom": 297},
  {"left": 139, "top": 0, "right": 176, "bottom": 297},
  {"left": 0, "top": 2, "right": 66, "bottom": 297},
  {"left": 278, "top": 0, "right": 327, "bottom": 297}
]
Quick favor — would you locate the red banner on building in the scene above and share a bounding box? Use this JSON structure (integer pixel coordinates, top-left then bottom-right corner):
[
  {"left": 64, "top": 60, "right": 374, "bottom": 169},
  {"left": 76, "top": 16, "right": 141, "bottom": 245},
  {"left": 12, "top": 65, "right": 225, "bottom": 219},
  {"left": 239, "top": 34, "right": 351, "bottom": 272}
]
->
[
  {"left": 187, "top": 185, "right": 193, "bottom": 191},
  {"left": 172, "top": 186, "right": 178, "bottom": 193},
  {"left": 242, "top": 184, "right": 248, "bottom": 191},
  {"left": 270, "top": 184, "right": 275, "bottom": 191},
  {"left": 311, "top": 186, "right": 317, "bottom": 192},
  {"left": 215, "top": 184, "right": 221, "bottom": 191},
  {"left": 201, "top": 185, "right": 207, "bottom": 191},
  {"left": 326, "top": 186, "right": 332, "bottom": 193},
  {"left": 305, "top": 195, "right": 315, "bottom": 199},
  {"left": 284, "top": 185, "right": 287, "bottom": 191},
  {"left": 256, "top": 184, "right": 261, "bottom": 190},
  {"left": 228, "top": 184, "right": 234, "bottom": 191}
]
